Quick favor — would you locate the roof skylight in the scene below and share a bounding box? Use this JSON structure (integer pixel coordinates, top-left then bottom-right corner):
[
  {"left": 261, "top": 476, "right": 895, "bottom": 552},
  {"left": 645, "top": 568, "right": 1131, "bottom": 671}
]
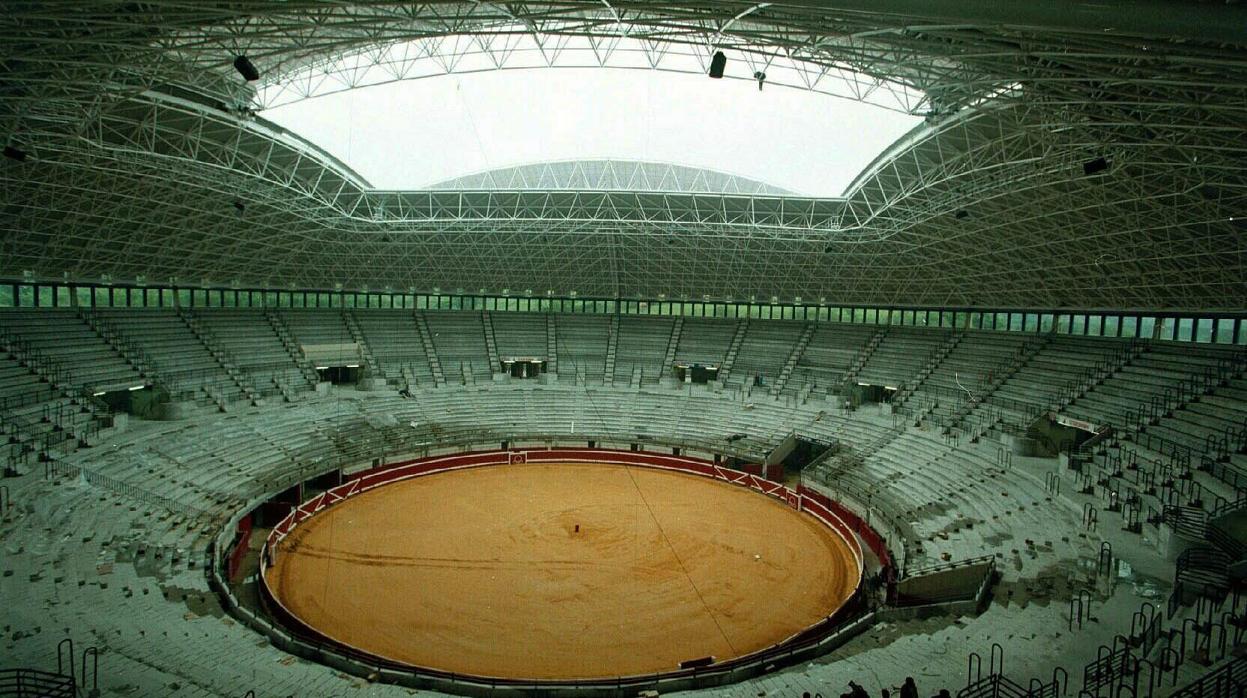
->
[{"left": 262, "top": 68, "right": 923, "bottom": 197}]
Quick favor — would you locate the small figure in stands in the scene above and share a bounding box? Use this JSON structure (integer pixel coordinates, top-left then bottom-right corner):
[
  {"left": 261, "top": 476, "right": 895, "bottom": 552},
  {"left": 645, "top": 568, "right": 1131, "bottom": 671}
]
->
[
  {"left": 900, "top": 677, "right": 919, "bottom": 698},
  {"left": 881, "top": 690, "right": 891, "bottom": 698},
  {"left": 933, "top": 690, "right": 951, "bottom": 698}
]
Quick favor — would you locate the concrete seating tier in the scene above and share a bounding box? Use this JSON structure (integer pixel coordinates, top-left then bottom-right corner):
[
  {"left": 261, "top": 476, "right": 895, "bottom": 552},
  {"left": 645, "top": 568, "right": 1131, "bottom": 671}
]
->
[
  {"left": 195, "top": 309, "right": 308, "bottom": 394},
  {"left": 908, "top": 332, "right": 1026, "bottom": 423},
  {"left": 96, "top": 310, "right": 240, "bottom": 402},
  {"left": 674, "top": 319, "right": 737, "bottom": 366},
  {"left": 279, "top": 309, "right": 354, "bottom": 346},
  {"left": 728, "top": 321, "right": 804, "bottom": 390},
  {"left": 353, "top": 310, "right": 434, "bottom": 384},
  {"left": 787, "top": 323, "right": 877, "bottom": 398},
  {"left": 0, "top": 352, "right": 92, "bottom": 446},
  {"left": 1065, "top": 343, "right": 1234, "bottom": 429},
  {"left": 0, "top": 309, "right": 143, "bottom": 392},
  {"left": 492, "top": 312, "right": 547, "bottom": 358},
  {"left": 423, "top": 311, "right": 491, "bottom": 382},
  {"left": 856, "top": 327, "right": 949, "bottom": 388},
  {"left": 613, "top": 316, "right": 674, "bottom": 386},
  {"left": 986, "top": 336, "right": 1121, "bottom": 427},
  {"left": 1, "top": 380, "right": 1242, "bottom": 697},
  {"left": 554, "top": 315, "right": 609, "bottom": 382}
]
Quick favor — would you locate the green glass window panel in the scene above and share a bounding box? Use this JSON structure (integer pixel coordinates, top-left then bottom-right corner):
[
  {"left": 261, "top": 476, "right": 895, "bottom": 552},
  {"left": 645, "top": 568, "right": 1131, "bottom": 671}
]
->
[
  {"left": 1195, "top": 319, "right": 1213, "bottom": 343},
  {"left": 1085, "top": 316, "right": 1101, "bottom": 336},
  {"left": 1215, "top": 319, "right": 1235, "bottom": 344},
  {"left": 1177, "top": 318, "right": 1194, "bottom": 342},
  {"left": 1157, "top": 318, "right": 1175, "bottom": 340}
]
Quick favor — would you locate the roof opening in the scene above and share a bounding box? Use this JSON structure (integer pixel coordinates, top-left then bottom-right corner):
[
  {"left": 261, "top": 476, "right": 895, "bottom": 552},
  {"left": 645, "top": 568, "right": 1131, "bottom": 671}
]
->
[{"left": 262, "top": 68, "right": 922, "bottom": 197}]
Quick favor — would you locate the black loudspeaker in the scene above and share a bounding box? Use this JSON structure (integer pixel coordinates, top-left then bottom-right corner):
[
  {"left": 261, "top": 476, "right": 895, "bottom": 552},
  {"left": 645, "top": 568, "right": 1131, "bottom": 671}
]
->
[
  {"left": 1082, "top": 157, "right": 1109, "bottom": 176},
  {"left": 708, "top": 51, "right": 726, "bottom": 79},
  {"left": 3, "top": 145, "right": 26, "bottom": 162},
  {"left": 233, "top": 55, "right": 260, "bottom": 81}
]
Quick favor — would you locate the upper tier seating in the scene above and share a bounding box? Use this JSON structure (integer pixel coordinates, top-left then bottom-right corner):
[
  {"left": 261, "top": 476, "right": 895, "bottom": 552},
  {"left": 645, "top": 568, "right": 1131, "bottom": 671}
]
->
[
  {"left": 492, "top": 312, "right": 546, "bottom": 358},
  {"left": 555, "top": 315, "right": 610, "bottom": 382},
  {"left": 855, "top": 326, "right": 951, "bottom": 388},
  {"left": 728, "top": 321, "right": 803, "bottom": 390},
  {"left": 352, "top": 310, "right": 435, "bottom": 385},
  {"left": 614, "top": 317, "right": 674, "bottom": 385},
  {"left": 424, "top": 311, "right": 491, "bottom": 382},
  {"left": 195, "top": 309, "right": 309, "bottom": 394},
  {"left": 1064, "top": 342, "right": 1237, "bottom": 429},
  {"left": 786, "top": 322, "right": 878, "bottom": 398},
  {"left": 96, "top": 309, "right": 238, "bottom": 400},
  {"left": 675, "top": 319, "right": 736, "bottom": 366},
  {"left": 0, "top": 309, "right": 142, "bottom": 392}
]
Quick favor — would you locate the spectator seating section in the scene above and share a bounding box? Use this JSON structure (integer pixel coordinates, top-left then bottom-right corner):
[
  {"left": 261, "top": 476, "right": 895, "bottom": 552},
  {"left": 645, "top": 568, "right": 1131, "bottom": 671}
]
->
[
  {"left": 555, "top": 315, "right": 610, "bottom": 382},
  {"left": 614, "top": 317, "right": 674, "bottom": 385},
  {"left": 492, "top": 312, "right": 547, "bottom": 359},
  {"left": 353, "top": 311, "right": 435, "bottom": 386},
  {"left": 423, "top": 311, "right": 491, "bottom": 382},
  {"left": 0, "top": 309, "right": 143, "bottom": 391}
]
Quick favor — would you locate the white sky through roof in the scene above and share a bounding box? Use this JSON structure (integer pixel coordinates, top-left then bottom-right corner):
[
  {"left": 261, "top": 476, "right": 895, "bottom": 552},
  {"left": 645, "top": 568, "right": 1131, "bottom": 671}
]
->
[{"left": 263, "top": 69, "right": 923, "bottom": 197}]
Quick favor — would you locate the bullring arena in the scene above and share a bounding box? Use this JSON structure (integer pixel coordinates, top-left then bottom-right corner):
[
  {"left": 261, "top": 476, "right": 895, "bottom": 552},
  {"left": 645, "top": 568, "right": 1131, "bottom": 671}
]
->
[
  {"left": 1, "top": 4, "right": 1247, "bottom": 698},
  {"left": 264, "top": 456, "right": 860, "bottom": 680}
]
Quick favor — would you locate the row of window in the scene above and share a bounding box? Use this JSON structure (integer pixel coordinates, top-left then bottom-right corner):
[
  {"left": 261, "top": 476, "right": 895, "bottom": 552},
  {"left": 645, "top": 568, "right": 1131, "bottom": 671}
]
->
[{"left": 1, "top": 282, "right": 1244, "bottom": 345}]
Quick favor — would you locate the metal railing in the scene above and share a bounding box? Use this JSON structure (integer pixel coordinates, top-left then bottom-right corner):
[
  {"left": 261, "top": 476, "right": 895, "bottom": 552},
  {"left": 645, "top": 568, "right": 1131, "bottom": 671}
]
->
[{"left": 0, "top": 669, "right": 75, "bottom": 698}]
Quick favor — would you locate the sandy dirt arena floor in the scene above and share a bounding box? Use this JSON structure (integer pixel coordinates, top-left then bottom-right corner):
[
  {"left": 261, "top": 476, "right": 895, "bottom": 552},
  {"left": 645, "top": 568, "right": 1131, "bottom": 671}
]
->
[{"left": 265, "top": 462, "right": 859, "bottom": 680}]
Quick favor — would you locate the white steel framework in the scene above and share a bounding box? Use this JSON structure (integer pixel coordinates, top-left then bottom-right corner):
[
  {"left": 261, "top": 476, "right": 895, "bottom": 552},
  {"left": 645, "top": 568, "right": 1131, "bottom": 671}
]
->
[{"left": 1, "top": 2, "right": 1245, "bottom": 310}]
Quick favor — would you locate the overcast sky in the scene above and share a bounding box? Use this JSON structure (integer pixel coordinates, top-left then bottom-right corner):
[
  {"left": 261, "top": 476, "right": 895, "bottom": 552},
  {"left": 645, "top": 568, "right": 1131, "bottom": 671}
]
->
[{"left": 264, "top": 68, "right": 922, "bottom": 197}]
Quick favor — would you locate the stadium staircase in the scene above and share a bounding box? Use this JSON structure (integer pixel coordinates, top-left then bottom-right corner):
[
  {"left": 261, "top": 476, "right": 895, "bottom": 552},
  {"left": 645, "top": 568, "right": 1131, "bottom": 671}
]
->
[
  {"left": 604, "top": 315, "right": 620, "bottom": 386},
  {"left": 545, "top": 314, "right": 557, "bottom": 374},
  {"left": 891, "top": 330, "right": 963, "bottom": 409},
  {"left": 1125, "top": 349, "right": 1247, "bottom": 437},
  {"left": 413, "top": 312, "right": 445, "bottom": 386},
  {"left": 178, "top": 309, "right": 259, "bottom": 407},
  {"left": 662, "top": 317, "right": 683, "bottom": 378},
  {"left": 842, "top": 327, "right": 887, "bottom": 388},
  {"left": 810, "top": 422, "right": 907, "bottom": 483},
  {"left": 953, "top": 336, "right": 1051, "bottom": 435},
  {"left": 481, "top": 311, "right": 500, "bottom": 374},
  {"left": 342, "top": 311, "right": 380, "bottom": 380},
  {"left": 0, "top": 328, "right": 109, "bottom": 456},
  {"left": 717, "top": 319, "right": 748, "bottom": 385},
  {"left": 263, "top": 310, "right": 320, "bottom": 389},
  {"left": 77, "top": 309, "right": 159, "bottom": 389},
  {"left": 1052, "top": 339, "right": 1145, "bottom": 420},
  {"left": 770, "top": 323, "right": 814, "bottom": 398}
]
